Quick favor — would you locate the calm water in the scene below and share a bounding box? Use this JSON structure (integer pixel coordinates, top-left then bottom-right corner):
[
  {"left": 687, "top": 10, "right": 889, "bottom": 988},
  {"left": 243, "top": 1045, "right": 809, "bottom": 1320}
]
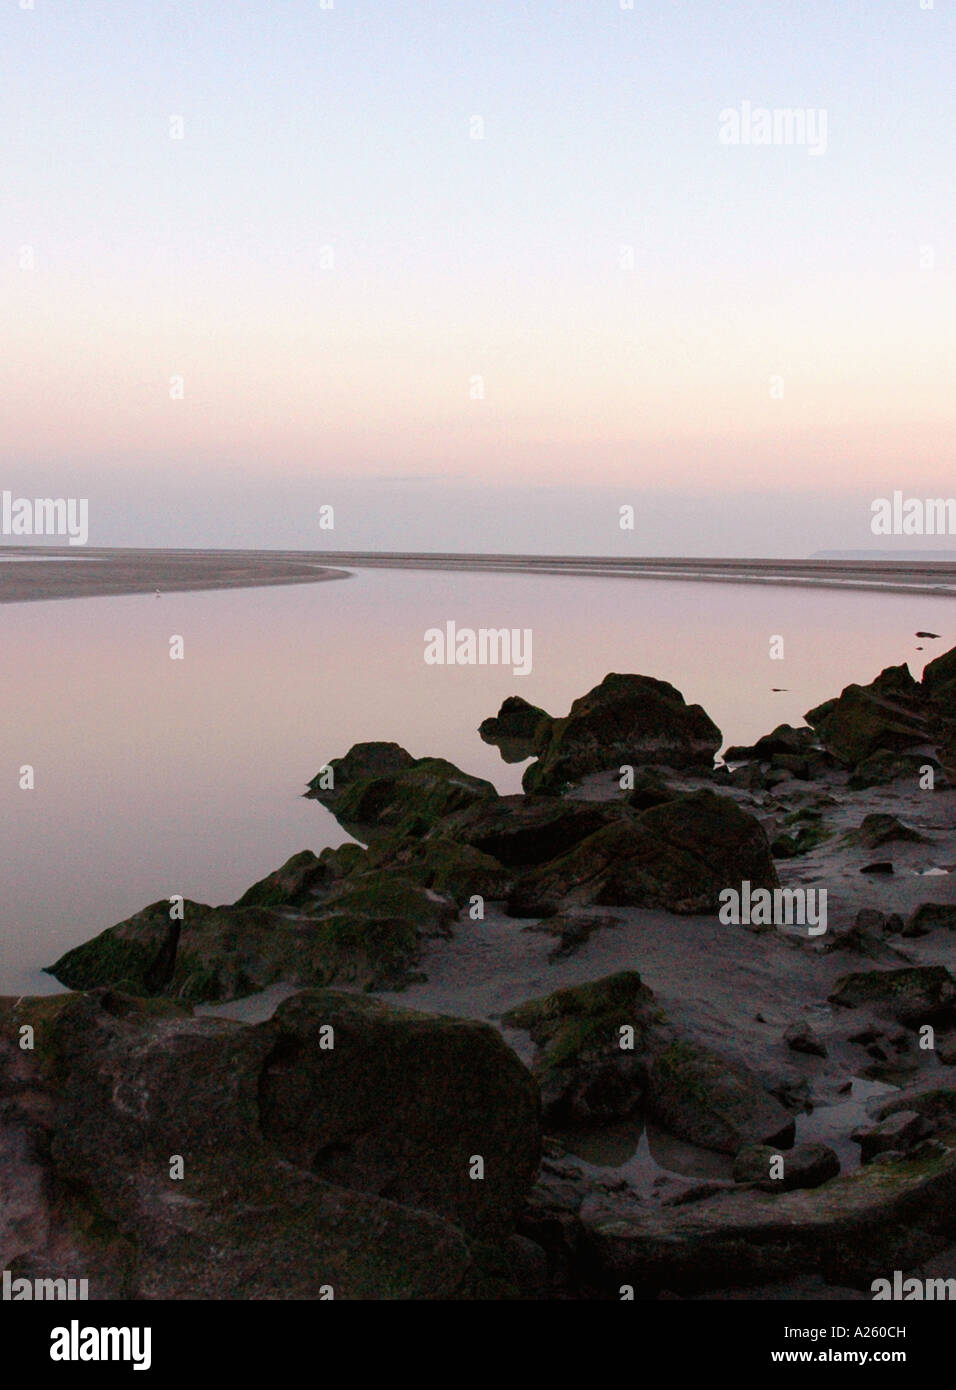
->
[{"left": 1, "top": 568, "right": 952, "bottom": 995}]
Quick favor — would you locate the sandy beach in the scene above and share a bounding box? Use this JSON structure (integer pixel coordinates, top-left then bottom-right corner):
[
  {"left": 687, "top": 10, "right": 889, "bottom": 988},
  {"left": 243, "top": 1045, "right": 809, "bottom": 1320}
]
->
[{"left": 0, "top": 546, "right": 351, "bottom": 603}]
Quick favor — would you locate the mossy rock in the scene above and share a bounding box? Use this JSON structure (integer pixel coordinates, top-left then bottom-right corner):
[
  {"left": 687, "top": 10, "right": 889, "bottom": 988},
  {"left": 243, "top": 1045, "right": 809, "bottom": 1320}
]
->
[
  {"left": 438, "top": 794, "right": 620, "bottom": 869},
  {"left": 646, "top": 1040, "right": 796, "bottom": 1155},
  {"left": 258, "top": 989, "right": 541, "bottom": 1238},
  {"left": 478, "top": 696, "right": 553, "bottom": 762},
  {"left": 503, "top": 972, "right": 657, "bottom": 1125},
  {"left": 523, "top": 672, "right": 721, "bottom": 794},
  {"left": 48, "top": 871, "right": 455, "bottom": 1005},
  {"left": 308, "top": 745, "right": 497, "bottom": 840},
  {"left": 234, "top": 847, "right": 366, "bottom": 909},
  {"left": 821, "top": 671, "right": 930, "bottom": 768},
  {"left": 580, "top": 1138, "right": 956, "bottom": 1295},
  {"left": 22, "top": 989, "right": 478, "bottom": 1299},
  {"left": 829, "top": 966, "right": 956, "bottom": 1026},
  {"left": 369, "top": 834, "right": 512, "bottom": 907},
  {"left": 46, "top": 900, "right": 210, "bottom": 995},
  {"left": 516, "top": 790, "right": 779, "bottom": 913},
  {"left": 849, "top": 751, "right": 942, "bottom": 790},
  {"left": 921, "top": 643, "right": 956, "bottom": 707}
]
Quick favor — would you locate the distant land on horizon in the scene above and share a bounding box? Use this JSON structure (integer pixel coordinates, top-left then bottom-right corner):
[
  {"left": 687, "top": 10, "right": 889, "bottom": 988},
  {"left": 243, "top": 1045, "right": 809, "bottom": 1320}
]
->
[{"left": 811, "top": 549, "right": 956, "bottom": 561}]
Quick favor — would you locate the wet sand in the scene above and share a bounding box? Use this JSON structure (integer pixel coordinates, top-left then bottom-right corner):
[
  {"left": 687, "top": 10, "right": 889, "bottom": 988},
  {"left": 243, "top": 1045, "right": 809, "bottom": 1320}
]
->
[
  {"left": 302, "top": 551, "right": 956, "bottom": 596},
  {"left": 2, "top": 545, "right": 955, "bottom": 603},
  {"left": 0, "top": 547, "right": 351, "bottom": 603}
]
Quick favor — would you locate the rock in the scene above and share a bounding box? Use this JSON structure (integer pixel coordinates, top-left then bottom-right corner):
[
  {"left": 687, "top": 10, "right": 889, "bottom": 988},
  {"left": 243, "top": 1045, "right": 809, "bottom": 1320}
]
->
[
  {"left": 368, "top": 835, "right": 512, "bottom": 907},
  {"left": 839, "top": 909, "right": 904, "bottom": 944},
  {"left": 503, "top": 972, "right": 656, "bottom": 1126},
  {"left": 478, "top": 696, "right": 553, "bottom": 761},
  {"left": 234, "top": 847, "right": 352, "bottom": 909},
  {"left": 732, "top": 761, "right": 773, "bottom": 791},
  {"left": 770, "top": 808, "right": 832, "bottom": 859},
  {"left": 309, "top": 740, "right": 415, "bottom": 789},
  {"left": 522, "top": 672, "right": 722, "bottom": 794},
  {"left": 843, "top": 814, "right": 928, "bottom": 850},
  {"left": 940, "top": 730, "right": 956, "bottom": 784},
  {"left": 577, "top": 1141, "right": 956, "bottom": 1295},
  {"left": 815, "top": 913, "right": 900, "bottom": 961},
  {"left": 516, "top": 790, "right": 779, "bottom": 914},
  {"left": 906, "top": 903, "right": 956, "bottom": 934},
  {"left": 821, "top": 668, "right": 930, "bottom": 768},
  {"left": 501, "top": 1232, "right": 550, "bottom": 1298},
  {"left": 849, "top": 751, "right": 942, "bottom": 789},
  {"left": 45, "top": 899, "right": 198, "bottom": 995},
  {"left": 725, "top": 725, "right": 816, "bottom": 765},
  {"left": 184, "top": 873, "right": 458, "bottom": 998},
  {"left": 922, "top": 643, "right": 956, "bottom": 706},
  {"left": 645, "top": 1040, "right": 796, "bottom": 1155},
  {"left": 440, "top": 795, "right": 620, "bottom": 868},
  {"left": 852, "top": 1111, "right": 928, "bottom": 1162},
  {"left": 627, "top": 770, "right": 679, "bottom": 810},
  {"left": 504, "top": 892, "right": 561, "bottom": 920},
  {"left": 869, "top": 1086, "right": 956, "bottom": 1130},
  {"left": 1, "top": 991, "right": 476, "bottom": 1299},
  {"left": 258, "top": 990, "right": 540, "bottom": 1238},
  {"left": 757, "top": 725, "right": 818, "bottom": 757},
  {"left": 307, "top": 744, "right": 497, "bottom": 838},
  {"left": 804, "top": 697, "right": 838, "bottom": 734},
  {"left": 49, "top": 872, "right": 458, "bottom": 1002},
  {"left": 769, "top": 753, "right": 812, "bottom": 780},
  {"left": 784, "top": 1021, "right": 827, "bottom": 1057},
  {"left": 733, "top": 1142, "right": 840, "bottom": 1191},
  {"left": 829, "top": 966, "right": 956, "bottom": 1026}
]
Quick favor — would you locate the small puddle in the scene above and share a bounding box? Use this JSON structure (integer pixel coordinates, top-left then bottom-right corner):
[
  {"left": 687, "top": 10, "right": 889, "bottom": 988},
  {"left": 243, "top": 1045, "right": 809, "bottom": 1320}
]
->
[
  {"left": 554, "top": 1112, "right": 733, "bottom": 1186},
  {"left": 793, "top": 1076, "right": 897, "bottom": 1168},
  {"left": 553, "top": 1075, "right": 900, "bottom": 1191}
]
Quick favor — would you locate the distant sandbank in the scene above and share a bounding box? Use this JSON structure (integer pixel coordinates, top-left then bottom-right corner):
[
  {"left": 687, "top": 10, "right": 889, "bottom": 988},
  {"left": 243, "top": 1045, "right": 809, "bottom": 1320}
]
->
[
  {"left": 0, "top": 547, "right": 351, "bottom": 603},
  {"left": 1, "top": 546, "right": 955, "bottom": 603}
]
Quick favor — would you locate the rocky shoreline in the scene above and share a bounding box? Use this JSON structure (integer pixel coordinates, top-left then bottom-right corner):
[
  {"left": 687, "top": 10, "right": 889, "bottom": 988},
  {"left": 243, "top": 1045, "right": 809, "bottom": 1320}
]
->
[{"left": 2, "top": 641, "right": 954, "bottom": 1299}]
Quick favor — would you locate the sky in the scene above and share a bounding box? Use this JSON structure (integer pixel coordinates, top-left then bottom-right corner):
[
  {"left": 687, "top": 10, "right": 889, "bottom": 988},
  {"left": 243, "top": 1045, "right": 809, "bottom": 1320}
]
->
[{"left": 1, "top": 0, "right": 954, "bottom": 554}]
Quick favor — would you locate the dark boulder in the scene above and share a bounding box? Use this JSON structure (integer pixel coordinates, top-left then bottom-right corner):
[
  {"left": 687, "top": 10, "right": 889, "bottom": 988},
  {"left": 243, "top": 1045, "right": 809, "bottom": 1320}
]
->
[
  {"left": 829, "top": 966, "right": 956, "bottom": 1026},
  {"left": 478, "top": 696, "right": 553, "bottom": 761},
  {"left": 516, "top": 790, "right": 779, "bottom": 914},
  {"left": 48, "top": 871, "right": 457, "bottom": 1003},
  {"left": 523, "top": 673, "right": 721, "bottom": 794},
  {"left": 842, "top": 814, "right": 928, "bottom": 850},
  {"left": 307, "top": 744, "right": 497, "bottom": 838},
  {"left": 646, "top": 1040, "right": 796, "bottom": 1155},
  {"left": 502, "top": 972, "right": 656, "bottom": 1126},
  {"left": 733, "top": 1142, "right": 839, "bottom": 1191},
  {"left": 258, "top": 990, "right": 541, "bottom": 1238}
]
